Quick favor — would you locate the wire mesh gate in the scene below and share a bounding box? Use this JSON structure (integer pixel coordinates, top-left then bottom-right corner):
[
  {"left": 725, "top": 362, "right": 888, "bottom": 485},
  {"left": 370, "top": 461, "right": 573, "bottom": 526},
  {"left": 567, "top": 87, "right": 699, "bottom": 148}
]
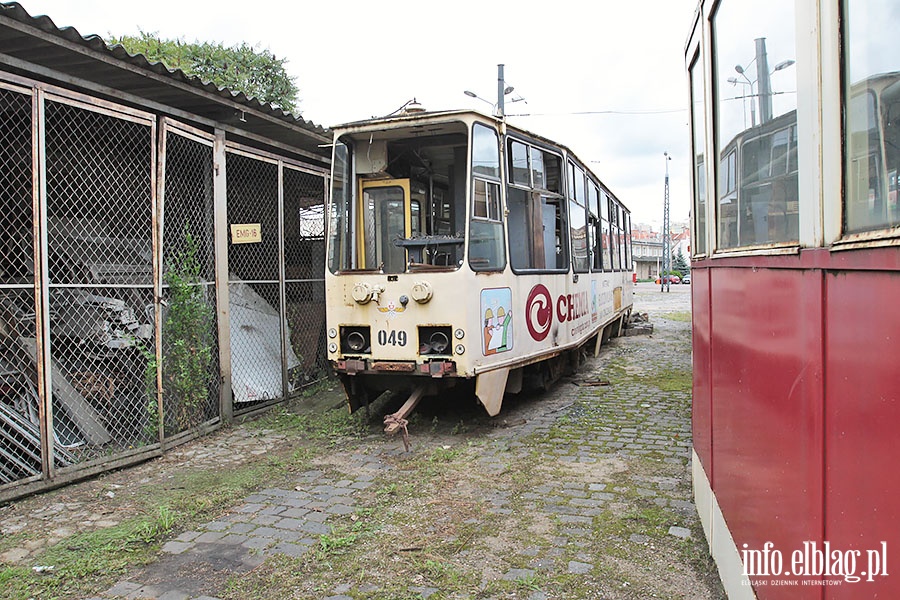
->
[
  {"left": 159, "top": 121, "right": 221, "bottom": 438},
  {"left": 0, "top": 73, "right": 328, "bottom": 499},
  {"left": 225, "top": 145, "right": 328, "bottom": 416}
]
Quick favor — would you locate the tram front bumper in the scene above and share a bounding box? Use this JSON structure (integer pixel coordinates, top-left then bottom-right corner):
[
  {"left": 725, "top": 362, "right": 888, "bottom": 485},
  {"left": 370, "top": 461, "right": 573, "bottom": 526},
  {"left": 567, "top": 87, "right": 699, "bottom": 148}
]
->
[{"left": 334, "top": 359, "right": 457, "bottom": 378}]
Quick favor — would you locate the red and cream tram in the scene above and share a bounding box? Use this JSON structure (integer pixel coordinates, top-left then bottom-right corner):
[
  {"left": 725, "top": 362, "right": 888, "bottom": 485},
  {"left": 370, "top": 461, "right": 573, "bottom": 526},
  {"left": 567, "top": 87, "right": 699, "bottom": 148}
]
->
[
  {"left": 687, "top": 0, "right": 899, "bottom": 597},
  {"left": 324, "top": 109, "right": 633, "bottom": 421}
]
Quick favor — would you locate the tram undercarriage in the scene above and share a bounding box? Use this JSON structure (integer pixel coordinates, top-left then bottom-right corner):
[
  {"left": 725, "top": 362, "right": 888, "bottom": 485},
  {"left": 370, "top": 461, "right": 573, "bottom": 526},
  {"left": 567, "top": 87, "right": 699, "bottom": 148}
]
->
[{"left": 337, "top": 311, "right": 628, "bottom": 423}]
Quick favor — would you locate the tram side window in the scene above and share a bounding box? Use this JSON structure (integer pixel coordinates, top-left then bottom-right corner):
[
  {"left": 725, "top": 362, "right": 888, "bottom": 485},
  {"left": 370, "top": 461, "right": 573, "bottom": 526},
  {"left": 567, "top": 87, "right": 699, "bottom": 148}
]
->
[
  {"left": 588, "top": 182, "right": 602, "bottom": 270},
  {"left": 600, "top": 190, "right": 612, "bottom": 270},
  {"left": 623, "top": 211, "right": 632, "bottom": 270},
  {"left": 469, "top": 124, "right": 506, "bottom": 271},
  {"left": 532, "top": 147, "right": 546, "bottom": 189},
  {"left": 328, "top": 142, "right": 351, "bottom": 273},
  {"left": 690, "top": 54, "right": 707, "bottom": 256},
  {"left": 568, "top": 161, "right": 589, "bottom": 273},
  {"left": 608, "top": 197, "right": 620, "bottom": 270},
  {"left": 718, "top": 149, "right": 737, "bottom": 247},
  {"left": 507, "top": 139, "right": 567, "bottom": 271},
  {"left": 616, "top": 205, "right": 626, "bottom": 270},
  {"left": 510, "top": 141, "right": 530, "bottom": 185},
  {"left": 844, "top": 0, "right": 900, "bottom": 234},
  {"left": 712, "top": 0, "right": 799, "bottom": 249}
]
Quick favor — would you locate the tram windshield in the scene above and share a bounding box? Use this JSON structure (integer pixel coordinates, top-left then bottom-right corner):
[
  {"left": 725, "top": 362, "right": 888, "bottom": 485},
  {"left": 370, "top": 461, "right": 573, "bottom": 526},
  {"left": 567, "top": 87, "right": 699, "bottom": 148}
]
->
[{"left": 328, "top": 119, "right": 473, "bottom": 274}]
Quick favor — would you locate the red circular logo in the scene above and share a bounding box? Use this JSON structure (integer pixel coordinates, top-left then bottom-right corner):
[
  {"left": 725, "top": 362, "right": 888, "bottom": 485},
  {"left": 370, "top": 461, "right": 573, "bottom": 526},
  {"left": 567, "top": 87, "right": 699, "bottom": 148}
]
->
[{"left": 525, "top": 284, "right": 553, "bottom": 341}]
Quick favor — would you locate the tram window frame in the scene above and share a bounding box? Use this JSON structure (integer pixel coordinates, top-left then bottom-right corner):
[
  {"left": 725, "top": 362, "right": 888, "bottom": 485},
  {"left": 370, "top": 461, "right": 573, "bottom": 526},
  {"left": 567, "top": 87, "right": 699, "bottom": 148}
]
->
[
  {"left": 842, "top": 0, "right": 900, "bottom": 236},
  {"left": 618, "top": 209, "right": 626, "bottom": 271},
  {"left": 689, "top": 51, "right": 707, "bottom": 257},
  {"left": 711, "top": 0, "right": 800, "bottom": 251},
  {"left": 328, "top": 141, "right": 353, "bottom": 273},
  {"left": 469, "top": 123, "right": 506, "bottom": 271},
  {"left": 600, "top": 190, "right": 612, "bottom": 270},
  {"left": 617, "top": 204, "right": 625, "bottom": 271},
  {"left": 588, "top": 182, "right": 602, "bottom": 271},
  {"left": 506, "top": 136, "right": 568, "bottom": 273},
  {"left": 608, "top": 197, "right": 620, "bottom": 271},
  {"left": 509, "top": 140, "right": 530, "bottom": 186},
  {"left": 623, "top": 210, "right": 632, "bottom": 271},
  {"left": 532, "top": 147, "right": 546, "bottom": 189},
  {"left": 568, "top": 160, "right": 590, "bottom": 274}
]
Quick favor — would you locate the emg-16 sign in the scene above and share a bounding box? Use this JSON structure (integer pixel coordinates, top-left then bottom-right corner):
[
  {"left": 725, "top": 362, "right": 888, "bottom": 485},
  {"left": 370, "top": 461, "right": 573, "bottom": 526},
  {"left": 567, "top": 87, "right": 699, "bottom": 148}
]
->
[{"left": 230, "top": 223, "right": 261, "bottom": 244}]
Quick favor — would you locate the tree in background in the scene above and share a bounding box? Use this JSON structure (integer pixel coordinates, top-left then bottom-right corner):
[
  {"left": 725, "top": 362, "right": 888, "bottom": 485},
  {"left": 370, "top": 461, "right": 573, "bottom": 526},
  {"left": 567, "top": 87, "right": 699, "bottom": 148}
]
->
[
  {"left": 672, "top": 247, "right": 689, "bottom": 277},
  {"left": 109, "top": 31, "right": 300, "bottom": 113}
]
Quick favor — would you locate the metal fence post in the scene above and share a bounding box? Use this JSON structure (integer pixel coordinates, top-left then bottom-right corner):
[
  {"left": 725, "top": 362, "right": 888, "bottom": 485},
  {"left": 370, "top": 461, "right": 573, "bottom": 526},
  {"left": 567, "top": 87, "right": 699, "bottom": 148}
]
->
[{"left": 214, "top": 129, "right": 233, "bottom": 423}]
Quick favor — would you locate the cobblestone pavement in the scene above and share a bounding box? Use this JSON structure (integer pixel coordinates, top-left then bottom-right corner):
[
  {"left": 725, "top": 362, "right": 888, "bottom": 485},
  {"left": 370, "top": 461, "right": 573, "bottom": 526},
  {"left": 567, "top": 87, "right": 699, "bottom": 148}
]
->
[{"left": 4, "top": 283, "right": 723, "bottom": 599}]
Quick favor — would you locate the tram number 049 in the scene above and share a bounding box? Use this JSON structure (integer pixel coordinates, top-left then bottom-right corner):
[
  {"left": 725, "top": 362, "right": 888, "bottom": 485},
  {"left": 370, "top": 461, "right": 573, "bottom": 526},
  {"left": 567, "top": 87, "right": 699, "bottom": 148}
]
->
[{"left": 377, "top": 330, "right": 407, "bottom": 347}]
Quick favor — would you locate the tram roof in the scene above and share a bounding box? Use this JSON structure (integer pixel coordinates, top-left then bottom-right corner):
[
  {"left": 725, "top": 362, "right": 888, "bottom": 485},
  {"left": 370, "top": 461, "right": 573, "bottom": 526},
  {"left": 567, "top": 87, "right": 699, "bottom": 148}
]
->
[
  {"left": 335, "top": 108, "right": 562, "bottom": 148},
  {"left": 333, "top": 108, "right": 629, "bottom": 210}
]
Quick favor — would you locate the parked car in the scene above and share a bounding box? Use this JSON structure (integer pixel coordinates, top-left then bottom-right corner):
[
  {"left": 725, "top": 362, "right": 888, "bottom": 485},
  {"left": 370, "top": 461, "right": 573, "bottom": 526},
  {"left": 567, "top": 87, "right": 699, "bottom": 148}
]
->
[
  {"left": 682, "top": 274, "right": 691, "bottom": 284},
  {"left": 655, "top": 275, "right": 681, "bottom": 284}
]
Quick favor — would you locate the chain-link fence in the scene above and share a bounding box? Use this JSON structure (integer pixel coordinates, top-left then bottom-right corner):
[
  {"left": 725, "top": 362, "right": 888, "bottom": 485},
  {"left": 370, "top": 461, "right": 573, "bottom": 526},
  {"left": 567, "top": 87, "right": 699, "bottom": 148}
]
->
[
  {"left": 225, "top": 149, "right": 328, "bottom": 415},
  {"left": 283, "top": 166, "right": 328, "bottom": 388},
  {"left": 0, "top": 73, "right": 328, "bottom": 499},
  {"left": 160, "top": 123, "right": 220, "bottom": 438},
  {"left": 0, "top": 82, "right": 45, "bottom": 485},
  {"left": 44, "top": 95, "right": 157, "bottom": 462}
]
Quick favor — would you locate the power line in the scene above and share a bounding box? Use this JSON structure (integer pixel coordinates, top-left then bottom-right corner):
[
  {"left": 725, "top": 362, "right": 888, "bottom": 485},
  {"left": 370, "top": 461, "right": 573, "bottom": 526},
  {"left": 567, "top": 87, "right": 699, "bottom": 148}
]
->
[{"left": 507, "top": 108, "right": 687, "bottom": 117}]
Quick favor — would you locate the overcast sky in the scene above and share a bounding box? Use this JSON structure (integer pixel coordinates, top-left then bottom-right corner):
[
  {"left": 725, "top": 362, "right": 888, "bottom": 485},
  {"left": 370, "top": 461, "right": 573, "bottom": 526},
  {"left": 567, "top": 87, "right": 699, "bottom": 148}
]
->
[{"left": 19, "top": 0, "right": 698, "bottom": 227}]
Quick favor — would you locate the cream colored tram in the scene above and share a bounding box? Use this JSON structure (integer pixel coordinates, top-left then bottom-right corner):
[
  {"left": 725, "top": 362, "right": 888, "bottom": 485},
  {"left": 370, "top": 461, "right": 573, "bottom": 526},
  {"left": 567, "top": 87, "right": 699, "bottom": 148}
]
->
[{"left": 325, "top": 109, "right": 633, "bottom": 419}]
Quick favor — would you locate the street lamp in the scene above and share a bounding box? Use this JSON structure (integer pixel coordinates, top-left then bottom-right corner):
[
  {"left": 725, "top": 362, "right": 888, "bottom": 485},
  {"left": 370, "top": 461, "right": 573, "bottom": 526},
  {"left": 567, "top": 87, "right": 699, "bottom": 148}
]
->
[
  {"left": 730, "top": 56, "right": 794, "bottom": 128},
  {"left": 734, "top": 39, "right": 796, "bottom": 125},
  {"left": 773, "top": 59, "right": 795, "bottom": 72},
  {"left": 464, "top": 90, "right": 495, "bottom": 106},
  {"left": 463, "top": 90, "right": 501, "bottom": 117},
  {"left": 465, "top": 64, "right": 525, "bottom": 118},
  {"left": 464, "top": 88, "right": 523, "bottom": 116},
  {"left": 661, "top": 152, "right": 672, "bottom": 293},
  {"left": 727, "top": 76, "right": 753, "bottom": 128},
  {"left": 733, "top": 65, "right": 757, "bottom": 127}
]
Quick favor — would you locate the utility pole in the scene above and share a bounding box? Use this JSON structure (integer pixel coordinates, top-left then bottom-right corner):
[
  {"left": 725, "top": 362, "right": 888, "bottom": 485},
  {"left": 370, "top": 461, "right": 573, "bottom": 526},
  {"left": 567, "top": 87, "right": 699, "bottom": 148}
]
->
[
  {"left": 661, "top": 152, "right": 671, "bottom": 293},
  {"left": 755, "top": 38, "right": 772, "bottom": 124},
  {"left": 497, "top": 64, "right": 505, "bottom": 118}
]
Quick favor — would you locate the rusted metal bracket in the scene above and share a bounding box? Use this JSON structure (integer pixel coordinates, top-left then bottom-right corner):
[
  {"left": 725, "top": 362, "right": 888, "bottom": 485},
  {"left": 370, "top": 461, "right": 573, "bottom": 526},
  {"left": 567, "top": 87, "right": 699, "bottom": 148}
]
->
[{"left": 383, "top": 385, "right": 426, "bottom": 451}]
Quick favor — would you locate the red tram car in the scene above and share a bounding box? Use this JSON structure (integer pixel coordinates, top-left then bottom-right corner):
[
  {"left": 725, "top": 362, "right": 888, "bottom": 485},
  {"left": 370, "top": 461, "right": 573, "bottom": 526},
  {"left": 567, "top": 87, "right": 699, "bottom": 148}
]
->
[{"left": 686, "top": 0, "right": 899, "bottom": 598}]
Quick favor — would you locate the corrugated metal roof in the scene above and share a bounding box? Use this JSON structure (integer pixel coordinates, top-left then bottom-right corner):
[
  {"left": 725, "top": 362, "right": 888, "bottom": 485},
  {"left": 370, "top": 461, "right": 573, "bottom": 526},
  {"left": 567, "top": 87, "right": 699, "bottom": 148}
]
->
[{"left": 0, "top": 1, "right": 331, "bottom": 162}]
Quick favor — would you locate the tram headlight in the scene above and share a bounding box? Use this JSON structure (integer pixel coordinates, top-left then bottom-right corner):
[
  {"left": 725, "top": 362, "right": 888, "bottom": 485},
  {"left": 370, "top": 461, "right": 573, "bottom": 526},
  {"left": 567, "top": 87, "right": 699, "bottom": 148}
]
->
[
  {"left": 328, "top": 342, "right": 337, "bottom": 353},
  {"left": 347, "top": 331, "right": 367, "bottom": 352},
  {"left": 429, "top": 331, "right": 450, "bottom": 354},
  {"left": 455, "top": 344, "right": 465, "bottom": 355},
  {"left": 328, "top": 328, "right": 337, "bottom": 339},
  {"left": 340, "top": 326, "right": 371, "bottom": 354},
  {"left": 418, "top": 326, "right": 452, "bottom": 356},
  {"left": 454, "top": 328, "right": 465, "bottom": 340}
]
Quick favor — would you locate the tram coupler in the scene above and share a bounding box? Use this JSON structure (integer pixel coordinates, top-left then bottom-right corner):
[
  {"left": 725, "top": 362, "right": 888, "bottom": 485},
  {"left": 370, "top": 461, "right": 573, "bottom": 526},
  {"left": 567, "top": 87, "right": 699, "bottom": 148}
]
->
[{"left": 383, "top": 384, "right": 427, "bottom": 451}]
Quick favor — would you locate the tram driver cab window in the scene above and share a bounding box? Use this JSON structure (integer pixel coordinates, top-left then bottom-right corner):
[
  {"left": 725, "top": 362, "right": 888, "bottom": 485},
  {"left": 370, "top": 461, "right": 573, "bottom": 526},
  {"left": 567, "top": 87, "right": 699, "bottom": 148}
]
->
[{"left": 327, "top": 122, "right": 471, "bottom": 274}]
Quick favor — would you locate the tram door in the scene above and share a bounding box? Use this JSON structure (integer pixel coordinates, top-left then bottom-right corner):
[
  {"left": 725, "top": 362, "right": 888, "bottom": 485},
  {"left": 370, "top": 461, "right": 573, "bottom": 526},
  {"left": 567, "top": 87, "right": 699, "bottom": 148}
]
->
[{"left": 360, "top": 179, "right": 412, "bottom": 273}]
